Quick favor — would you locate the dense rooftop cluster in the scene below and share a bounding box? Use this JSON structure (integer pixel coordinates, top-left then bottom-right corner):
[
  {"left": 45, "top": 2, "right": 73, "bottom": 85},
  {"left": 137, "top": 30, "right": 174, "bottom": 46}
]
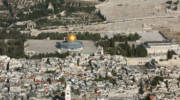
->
[
  {"left": 1, "top": 0, "right": 180, "bottom": 100},
  {"left": 0, "top": 53, "right": 180, "bottom": 100}
]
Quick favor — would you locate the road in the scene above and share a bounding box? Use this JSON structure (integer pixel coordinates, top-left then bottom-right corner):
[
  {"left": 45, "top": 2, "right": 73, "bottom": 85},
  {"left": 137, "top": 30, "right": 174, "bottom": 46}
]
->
[
  {"left": 108, "top": 15, "right": 178, "bottom": 23},
  {"left": 30, "top": 15, "right": 178, "bottom": 37}
]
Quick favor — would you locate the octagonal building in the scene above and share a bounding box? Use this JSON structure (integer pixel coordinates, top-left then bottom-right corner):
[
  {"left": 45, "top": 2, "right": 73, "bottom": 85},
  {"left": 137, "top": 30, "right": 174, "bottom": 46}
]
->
[{"left": 58, "top": 33, "right": 83, "bottom": 51}]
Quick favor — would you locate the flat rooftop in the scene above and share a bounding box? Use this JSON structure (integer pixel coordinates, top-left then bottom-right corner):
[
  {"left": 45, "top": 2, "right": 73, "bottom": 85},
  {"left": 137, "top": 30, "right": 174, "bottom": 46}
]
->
[
  {"left": 147, "top": 42, "right": 178, "bottom": 46},
  {"left": 24, "top": 40, "right": 97, "bottom": 54},
  {"left": 138, "top": 31, "right": 166, "bottom": 43}
]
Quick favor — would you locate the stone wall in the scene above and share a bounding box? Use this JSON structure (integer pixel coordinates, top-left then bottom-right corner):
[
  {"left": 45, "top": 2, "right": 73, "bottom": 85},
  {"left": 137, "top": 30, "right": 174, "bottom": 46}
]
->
[
  {"left": 157, "top": 55, "right": 180, "bottom": 66},
  {"left": 146, "top": 43, "right": 179, "bottom": 56},
  {"left": 127, "top": 54, "right": 180, "bottom": 66},
  {"left": 126, "top": 57, "right": 152, "bottom": 66}
]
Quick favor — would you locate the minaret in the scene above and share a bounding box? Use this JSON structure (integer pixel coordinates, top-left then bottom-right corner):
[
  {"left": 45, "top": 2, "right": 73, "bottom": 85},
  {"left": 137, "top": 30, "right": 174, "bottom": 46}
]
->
[
  {"left": 100, "top": 47, "right": 104, "bottom": 55},
  {"left": 65, "top": 84, "right": 71, "bottom": 100}
]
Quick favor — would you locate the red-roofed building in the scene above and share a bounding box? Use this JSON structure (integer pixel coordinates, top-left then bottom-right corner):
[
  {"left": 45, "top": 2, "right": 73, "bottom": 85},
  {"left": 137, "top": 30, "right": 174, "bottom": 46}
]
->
[{"left": 149, "top": 95, "right": 156, "bottom": 100}]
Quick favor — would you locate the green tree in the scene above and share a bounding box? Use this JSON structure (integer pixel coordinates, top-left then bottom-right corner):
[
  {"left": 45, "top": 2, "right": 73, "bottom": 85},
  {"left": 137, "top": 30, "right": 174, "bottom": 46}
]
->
[
  {"left": 151, "top": 76, "right": 164, "bottom": 86},
  {"left": 167, "top": 50, "right": 176, "bottom": 59},
  {"left": 135, "top": 45, "right": 147, "bottom": 57},
  {"left": 47, "top": 78, "right": 52, "bottom": 84},
  {"left": 0, "top": 41, "right": 7, "bottom": 55},
  {"left": 143, "top": 94, "right": 151, "bottom": 100}
]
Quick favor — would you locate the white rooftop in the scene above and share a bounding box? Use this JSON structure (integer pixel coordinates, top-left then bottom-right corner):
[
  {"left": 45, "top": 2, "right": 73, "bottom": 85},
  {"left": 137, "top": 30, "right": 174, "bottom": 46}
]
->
[{"left": 138, "top": 31, "right": 166, "bottom": 43}]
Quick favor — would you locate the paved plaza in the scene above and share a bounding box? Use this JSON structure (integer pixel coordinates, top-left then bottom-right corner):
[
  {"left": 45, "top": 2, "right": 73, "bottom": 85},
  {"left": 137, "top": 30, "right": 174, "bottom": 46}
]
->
[{"left": 24, "top": 40, "right": 97, "bottom": 54}]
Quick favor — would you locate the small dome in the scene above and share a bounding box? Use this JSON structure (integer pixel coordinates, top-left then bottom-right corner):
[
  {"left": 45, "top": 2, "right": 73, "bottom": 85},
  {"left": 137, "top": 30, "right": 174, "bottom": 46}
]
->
[{"left": 67, "top": 33, "right": 77, "bottom": 42}]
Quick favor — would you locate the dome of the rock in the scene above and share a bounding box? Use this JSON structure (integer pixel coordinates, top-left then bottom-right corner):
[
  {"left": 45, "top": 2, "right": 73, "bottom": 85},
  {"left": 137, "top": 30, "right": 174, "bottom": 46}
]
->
[{"left": 66, "top": 33, "right": 77, "bottom": 42}]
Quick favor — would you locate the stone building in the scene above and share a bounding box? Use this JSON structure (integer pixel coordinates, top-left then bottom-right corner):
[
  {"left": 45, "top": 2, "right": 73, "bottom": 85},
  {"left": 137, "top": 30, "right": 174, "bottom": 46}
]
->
[
  {"left": 65, "top": 85, "right": 71, "bottom": 100},
  {"left": 57, "top": 33, "right": 83, "bottom": 52},
  {"left": 26, "top": 21, "right": 36, "bottom": 30},
  {"left": 145, "top": 42, "right": 180, "bottom": 56},
  {"left": 47, "top": 2, "right": 54, "bottom": 11}
]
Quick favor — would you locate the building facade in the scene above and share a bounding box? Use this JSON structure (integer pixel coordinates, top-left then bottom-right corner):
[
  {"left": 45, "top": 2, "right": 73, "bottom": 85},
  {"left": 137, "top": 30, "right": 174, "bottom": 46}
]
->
[
  {"left": 65, "top": 85, "right": 71, "bottom": 100},
  {"left": 145, "top": 42, "right": 179, "bottom": 56}
]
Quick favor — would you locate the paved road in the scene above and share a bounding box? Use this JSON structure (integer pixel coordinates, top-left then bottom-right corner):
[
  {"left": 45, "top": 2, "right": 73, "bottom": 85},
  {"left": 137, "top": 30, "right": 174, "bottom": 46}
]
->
[
  {"left": 108, "top": 15, "right": 178, "bottom": 23},
  {"left": 30, "top": 15, "right": 178, "bottom": 36}
]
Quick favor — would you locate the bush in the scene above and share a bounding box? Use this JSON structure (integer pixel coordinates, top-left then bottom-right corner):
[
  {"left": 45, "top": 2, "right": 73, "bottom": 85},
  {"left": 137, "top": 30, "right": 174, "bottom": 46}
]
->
[
  {"left": 0, "top": 39, "right": 25, "bottom": 58},
  {"left": 167, "top": 50, "right": 176, "bottom": 59},
  {"left": 151, "top": 76, "right": 164, "bottom": 86}
]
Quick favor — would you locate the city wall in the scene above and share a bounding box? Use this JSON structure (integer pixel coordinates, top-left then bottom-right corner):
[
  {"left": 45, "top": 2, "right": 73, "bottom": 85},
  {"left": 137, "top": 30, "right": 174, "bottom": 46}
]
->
[
  {"left": 126, "top": 55, "right": 180, "bottom": 67},
  {"left": 157, "top": 55, "right": 180, "bottom": 67},
  {"left": 126, "top": 57, "right": 152, "bottom": 66}
]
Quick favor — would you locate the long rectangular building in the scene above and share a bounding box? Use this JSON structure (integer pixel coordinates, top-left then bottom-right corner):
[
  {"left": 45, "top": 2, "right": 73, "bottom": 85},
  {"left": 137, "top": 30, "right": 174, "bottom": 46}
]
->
[{"left": 145, "top": 42, "right": 179, "bottom": 56}]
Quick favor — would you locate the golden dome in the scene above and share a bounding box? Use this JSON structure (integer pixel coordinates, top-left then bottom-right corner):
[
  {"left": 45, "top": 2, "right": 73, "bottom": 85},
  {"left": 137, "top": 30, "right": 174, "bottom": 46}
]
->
[{"left": 66, "top": 33, "right": 77, "bottom": 42}]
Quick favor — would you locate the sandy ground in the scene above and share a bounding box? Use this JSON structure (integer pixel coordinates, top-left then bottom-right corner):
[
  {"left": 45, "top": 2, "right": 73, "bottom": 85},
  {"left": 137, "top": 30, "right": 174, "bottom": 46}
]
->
[
  {"left": 31, "top": 17, "right": 180, "bottom": 37},
  {"left": 96, "top": 0, "right": 168, "bottom": 21},
  {"left": 30, "top": 0, "right": 180, "bottom": 40}
]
